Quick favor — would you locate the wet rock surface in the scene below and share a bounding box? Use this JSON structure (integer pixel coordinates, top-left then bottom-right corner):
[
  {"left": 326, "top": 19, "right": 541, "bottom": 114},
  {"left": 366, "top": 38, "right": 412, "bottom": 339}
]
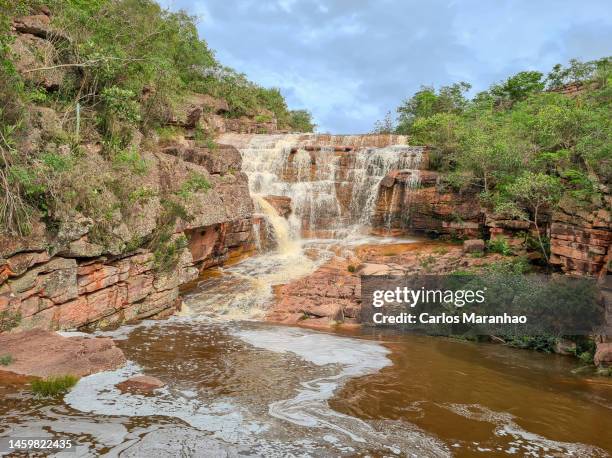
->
[
  {"left": 116, "top": 375, "right": 166, "bottom": 393},
  {"left": 0, "top": 329, "right": 125, "bottom": 377}
]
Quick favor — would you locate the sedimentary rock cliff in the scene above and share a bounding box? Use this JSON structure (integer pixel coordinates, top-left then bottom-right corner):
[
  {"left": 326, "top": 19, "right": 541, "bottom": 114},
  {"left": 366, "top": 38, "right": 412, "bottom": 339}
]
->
[
  {"left": 0, "top": 138, "right": 257, "bottom": 331},
  {"left": 371, "top": 150, "right": 611, "bottom": 277},
  {"left": 0, "top": 10, "right": 283, "bottom": 333}
]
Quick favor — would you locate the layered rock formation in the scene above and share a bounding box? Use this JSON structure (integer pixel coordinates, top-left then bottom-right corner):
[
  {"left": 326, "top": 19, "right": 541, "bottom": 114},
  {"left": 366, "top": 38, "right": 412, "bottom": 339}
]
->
[
  {"left": 370, "top": 151, "right": 611, "bottom": 277},
  {"left": 550, "top": 197, "right": 611, "bottom": 276},
  {"left": 0, "top": 140, "right": 257, "bottom": 331},
  {"left": 0, "top": 12, "right": 266, "bottom": 333},
  {"left": 164, "top": 92, "right": 281, "bottom": 136},
  {"left": 372, "top": 168, "right": 483, "bottom": 239}
]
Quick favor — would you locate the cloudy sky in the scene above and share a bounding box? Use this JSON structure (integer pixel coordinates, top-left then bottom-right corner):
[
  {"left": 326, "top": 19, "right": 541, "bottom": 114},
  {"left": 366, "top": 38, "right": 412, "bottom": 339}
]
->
[{"left": 160, "top": 0, "right": 611, "bottom": 133}]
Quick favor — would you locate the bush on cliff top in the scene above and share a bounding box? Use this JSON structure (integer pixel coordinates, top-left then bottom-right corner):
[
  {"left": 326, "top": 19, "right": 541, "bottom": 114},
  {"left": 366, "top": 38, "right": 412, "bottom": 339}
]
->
[
  {"left": 382, "top": 56, "right": 611, "bottom": 261},
  {"left": 0, "top": 0, "right": 313, "bottom": 236}
]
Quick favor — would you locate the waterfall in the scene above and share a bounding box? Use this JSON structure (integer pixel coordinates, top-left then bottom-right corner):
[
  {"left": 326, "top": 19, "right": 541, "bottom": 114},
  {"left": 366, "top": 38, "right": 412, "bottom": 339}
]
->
[
  {"left": 253, "top": 195, "right": 299, "bottom": 255},
  {"left": 220, "top": 133, "right": 424, "bottom": 241},
  {"left": 349, "top": 146, "right": 423, "bottom": 227}
]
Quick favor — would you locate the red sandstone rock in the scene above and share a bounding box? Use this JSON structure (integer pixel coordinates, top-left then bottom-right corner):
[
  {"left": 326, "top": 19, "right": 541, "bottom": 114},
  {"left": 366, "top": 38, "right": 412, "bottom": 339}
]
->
[
  {"left": 116, "top": 375, "right": 166, "bottom": 393},
  {"left": 0, "top": 329, "right": 126, "bottom": 377},
  {"left": 594, "top": 342, "right": 612, "bottom": 367}
]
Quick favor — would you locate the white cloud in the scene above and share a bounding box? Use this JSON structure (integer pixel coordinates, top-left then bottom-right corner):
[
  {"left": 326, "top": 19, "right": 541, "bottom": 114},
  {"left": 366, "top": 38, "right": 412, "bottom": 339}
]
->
[{"left": 163, "top": 0, "right": 612, "bottom": 132}]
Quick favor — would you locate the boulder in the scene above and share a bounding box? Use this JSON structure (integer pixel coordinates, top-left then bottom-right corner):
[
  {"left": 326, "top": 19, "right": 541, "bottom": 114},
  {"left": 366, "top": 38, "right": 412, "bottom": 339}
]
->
[
  {"left": 594, "top": 342, "right": 612, "bottom": 367},
  {"left": 116, "top": 375, "right": 166, "bottom": 393},
  {"left": 0, "top": 329, "right": 126, "bottom": 377},
  {"left": 10, "top": 33, "right": 65, "bottom": 90},
  {"left": 162, "top": 144, "right": 242, "bottom": 176},
  {"left": 12, "top": 14, "right": 67, "bottom": 41},
  {"left": 463, "top": 239, "right": 485, "bottom": 254}
]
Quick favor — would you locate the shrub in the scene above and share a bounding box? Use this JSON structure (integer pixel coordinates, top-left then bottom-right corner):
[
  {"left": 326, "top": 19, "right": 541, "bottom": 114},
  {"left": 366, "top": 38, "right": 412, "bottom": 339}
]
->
[
  {"left": 484, "top": 257, "right": 531, "bottom": 274},
  {"left": 153, "top": 233, "right": 188, "bottom": 272},
  {"left": 0, "top": 354, "right": 13, "bottom": 366},
  {"left": 505, "top": 335, "right": 557, "bottom": 353},
  {"left": 31, "top": 375, "right": 78, "bottom": 397},
  {"left": 487, "top": 237, "right": 512, "bottom": 256},
  {"left": 419, "top": 255, "right": 436, "bottom": 270},
  {"left": 112, "top": 147, "right": 149, "bottom": 175},
  {"left": 176, "top": 172, "right": 211, "bottom": 199},
  {"left": 347, "top": 264, "right": 356, "bottom": 273}
]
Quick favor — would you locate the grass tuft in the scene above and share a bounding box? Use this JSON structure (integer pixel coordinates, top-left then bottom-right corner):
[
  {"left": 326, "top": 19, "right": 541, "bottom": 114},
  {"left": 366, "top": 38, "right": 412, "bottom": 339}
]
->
[{"left": 31, "top": 375, "right": 79, "bottom": 397}]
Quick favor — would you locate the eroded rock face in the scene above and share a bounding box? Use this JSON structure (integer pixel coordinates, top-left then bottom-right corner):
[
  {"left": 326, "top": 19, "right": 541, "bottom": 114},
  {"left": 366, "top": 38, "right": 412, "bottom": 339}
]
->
[
  {"left": 268, "top": 257, "right": 361, "bottom": 328},
  {"left": 10, "top": 32, "right": 65, "bottom": 90},
  {"left": 0, "top": 329, "right": 125, "bottom": 377},
  {"left": 0, "top": 115, "right": 259, "bottom": 336},
  {"left": 549, "top": 198, "right": 611, "bottom": 276},
  {"left": 372, "top": 169, "right": 483, "bottom": 239}
]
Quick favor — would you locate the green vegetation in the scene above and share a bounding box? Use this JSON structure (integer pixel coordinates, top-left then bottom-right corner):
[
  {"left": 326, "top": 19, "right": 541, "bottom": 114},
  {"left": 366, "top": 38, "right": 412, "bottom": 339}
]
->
[
  {"left": 487, "top": 237, "right": 512, "bottom": 256},
  {"left": 0, "top": 0, "right": 313, "bottom": 237},
  {"left": 0, "top": 354, "right": 13, "bottom": 366},
  {"left": 287, "top": 109, "right": 316, "bottom": 133},
  {"left": 381, "top": 57, "right": 611, "bottom": 263},
  {"left": 176, "top": 172, "right": 211, "bottom": 199},
  {"left": 31, "top": 375, "right": 79, "bottom": 397}
]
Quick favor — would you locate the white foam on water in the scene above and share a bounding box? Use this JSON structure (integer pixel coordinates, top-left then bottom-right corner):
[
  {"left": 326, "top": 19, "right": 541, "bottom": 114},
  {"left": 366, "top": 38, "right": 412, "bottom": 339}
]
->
[
  {"left": 232, "top": 326, "right": 449, "bottom": 456},
  {"left": 64, "top": 361, "right": 265, "bottom": 444},
  {"left": 235, "top": 327, "right": 389, "bottom": 440},
  {"left": 443, "top": 403, "right": 607, "bottom": 457}
]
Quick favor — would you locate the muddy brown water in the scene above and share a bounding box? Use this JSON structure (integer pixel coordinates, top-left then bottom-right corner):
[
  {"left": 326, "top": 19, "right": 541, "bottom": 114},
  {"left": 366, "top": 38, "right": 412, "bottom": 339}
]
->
[{"left": 1, "top": 239, "right": 611, "bottom": 457}]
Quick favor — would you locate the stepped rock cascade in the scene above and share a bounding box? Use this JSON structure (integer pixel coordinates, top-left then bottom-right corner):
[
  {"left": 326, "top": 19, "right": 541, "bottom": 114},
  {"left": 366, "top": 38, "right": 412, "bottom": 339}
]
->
[{"left": 219, "top": 133, "right": 425, "bottom": 239}]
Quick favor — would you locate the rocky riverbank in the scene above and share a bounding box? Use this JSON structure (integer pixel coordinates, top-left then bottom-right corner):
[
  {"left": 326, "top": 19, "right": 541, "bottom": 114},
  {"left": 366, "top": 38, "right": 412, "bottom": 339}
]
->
[
  {"left": 0, "top": 329, "right": 125, "bottom": 378},
  {"left": 267, "top": 240, "right": 506, "bottom": 328}
]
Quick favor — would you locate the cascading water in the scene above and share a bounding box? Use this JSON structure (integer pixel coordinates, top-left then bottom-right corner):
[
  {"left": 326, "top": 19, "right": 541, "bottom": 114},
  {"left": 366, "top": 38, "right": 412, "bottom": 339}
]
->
[
  {"left": 252, "top": 195, "right": 299, "bottom": 255},
  {"left": 220, "top": 133, "right": 424, "bottom": 240},
  {"left": 348, "top": 145, "right": 423, "bottom": 229}
]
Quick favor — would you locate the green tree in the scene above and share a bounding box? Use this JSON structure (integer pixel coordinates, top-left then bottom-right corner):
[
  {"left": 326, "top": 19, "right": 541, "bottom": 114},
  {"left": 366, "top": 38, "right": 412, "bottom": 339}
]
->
[
  {"left": 496, "top": 172, "right": 562, "bottom": 263},
  {"left": 395, "top": 82, "right": 470, "bottom": 134},
  {"left": 491, "top": 71, "right": 544, "bottom": 103},
  {"left": 288, "top": 109, "right": 316, "bottom": 132}
]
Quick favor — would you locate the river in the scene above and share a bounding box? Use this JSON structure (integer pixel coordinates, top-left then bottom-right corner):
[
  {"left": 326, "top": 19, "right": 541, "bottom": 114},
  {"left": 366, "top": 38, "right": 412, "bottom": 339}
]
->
[{"left": 1, "top": 236, "right": 611, "bottom": 456}]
